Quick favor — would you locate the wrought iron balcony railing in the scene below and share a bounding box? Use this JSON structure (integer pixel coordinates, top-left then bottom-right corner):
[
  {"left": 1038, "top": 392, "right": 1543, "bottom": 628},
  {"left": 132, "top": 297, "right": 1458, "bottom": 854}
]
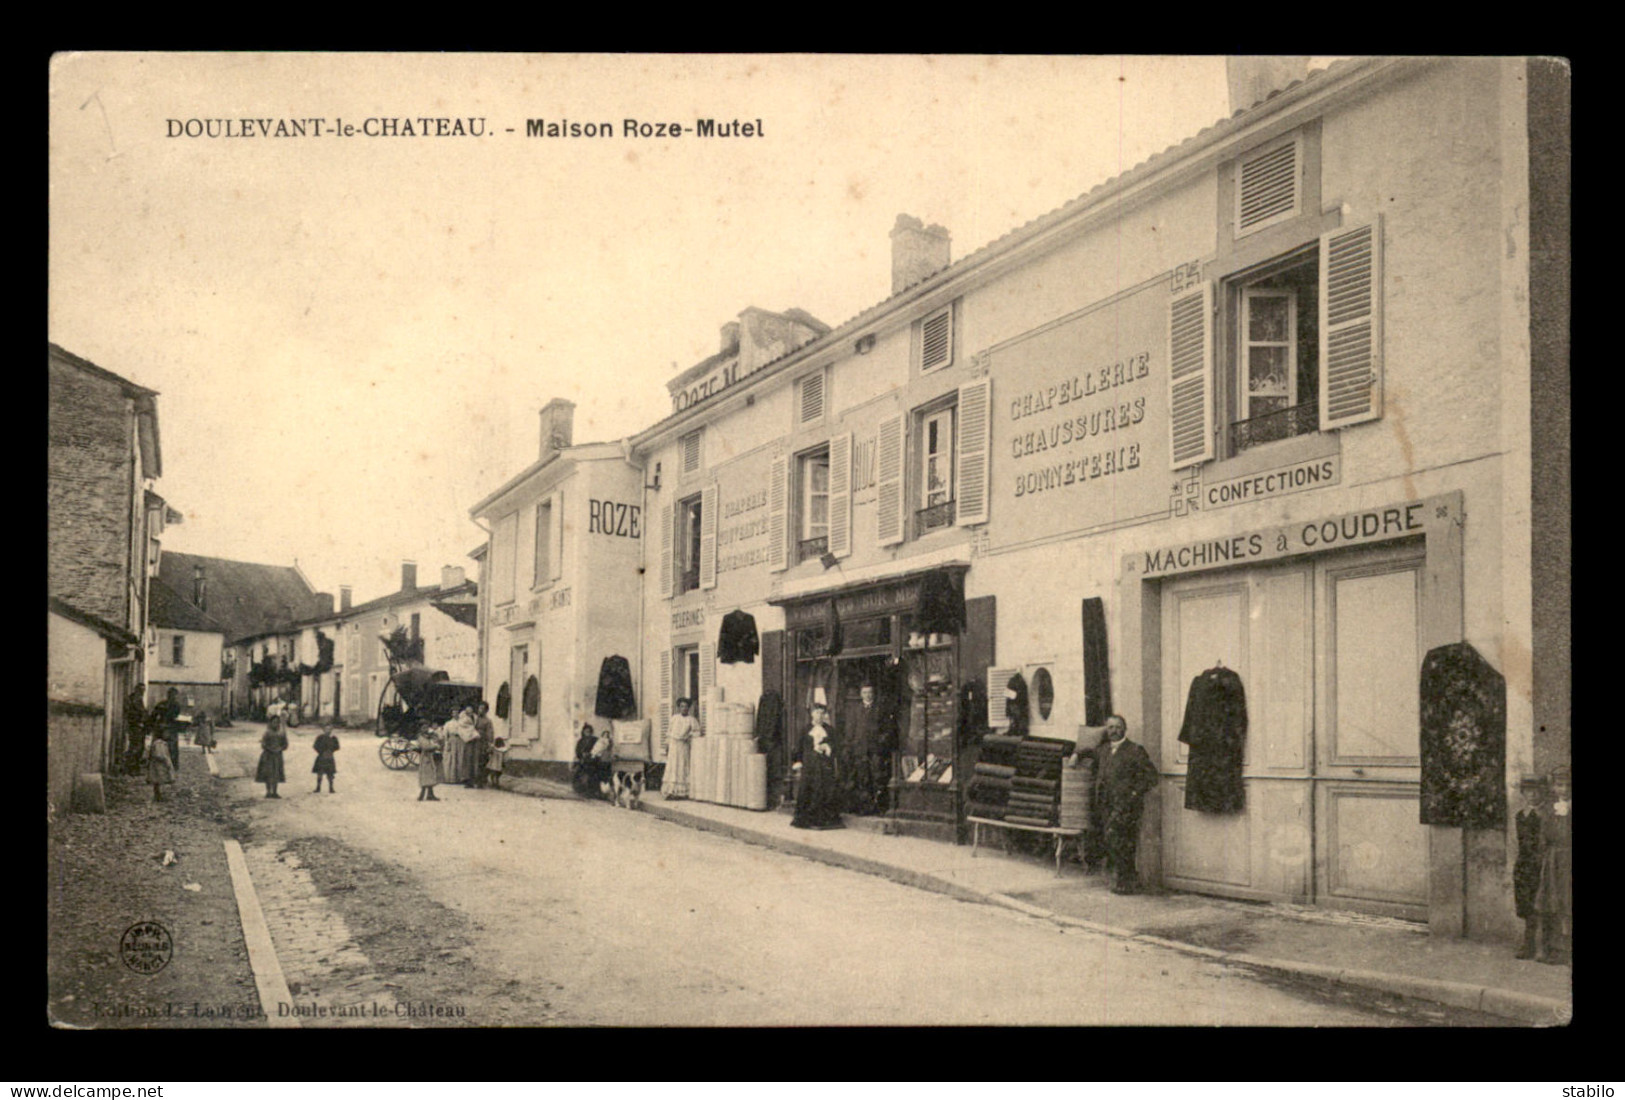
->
[
  {"left": 1229, "top": 402, "right": 1320, "bottom": 453},
  {"left": 915, "top": 499, "right": 956, "bottom": 538}
]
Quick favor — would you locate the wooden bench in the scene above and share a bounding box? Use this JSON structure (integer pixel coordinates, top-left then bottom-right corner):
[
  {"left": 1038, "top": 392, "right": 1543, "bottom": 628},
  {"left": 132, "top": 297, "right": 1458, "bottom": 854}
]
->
[{"left": 966, "top": 816, "right": 1085, "bottom": 878}]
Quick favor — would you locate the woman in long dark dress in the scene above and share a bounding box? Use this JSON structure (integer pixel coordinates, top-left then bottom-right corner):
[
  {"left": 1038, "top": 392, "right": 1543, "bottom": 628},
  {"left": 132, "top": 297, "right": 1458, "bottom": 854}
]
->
[{"left": 791, "top": 703, "right": 844, "bottom": 830}]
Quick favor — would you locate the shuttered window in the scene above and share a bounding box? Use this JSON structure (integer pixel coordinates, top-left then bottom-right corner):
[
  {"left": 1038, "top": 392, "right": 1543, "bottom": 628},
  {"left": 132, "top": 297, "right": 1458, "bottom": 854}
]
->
[
  {"left": 955, "top": 378, "right": 991, "bottom": 526},
  {"left": 698, "top": 642, "right": 715, "bottom": 732},
  {"left": 920, "top": 306, "right": 953, "bottom": 373},
  {"left": 550, "top": 491, "right": 565, "bottom": 582},
  {"left": 699, "top": 482, "right": 719, "bottom": 590},
  {"left": 767, "top": 453, "right": 790, "bottom": 572},
  {"left": 875, "top": 413, "right": 906, "bottom": 546},
  {"left": 797, "top": 370, "right": 826, "bottom": 425},
  {"left": 680, "top": 429, "right": 703, "bottom": 477},
  {"left": 1319, "top": 217, "right": 1384, "bottom": 429},
  {"left": 1236, "top": 136, "right": 1300, "bottom": 236},
  {"left": 1167, "top": 282, "right": 1214, "bottom": 468},
  {"left": 658, "top": 650, "right": 672, "bottom": 756},
  {"left": 986, "top": 666, "right": 1019, "bottom": 728},
  {"left": 827, "top": 433, "right": 853, "bottom": 558},
  {"left": 493, "top": 512, "right": 518, "bottom": 605},
  {"left": 659, "top": 502, "right": 674, "bottom": 599}
]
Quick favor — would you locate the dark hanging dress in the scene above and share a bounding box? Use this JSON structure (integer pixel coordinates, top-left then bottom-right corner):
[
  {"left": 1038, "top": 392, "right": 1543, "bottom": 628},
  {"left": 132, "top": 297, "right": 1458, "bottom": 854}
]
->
[
  {"left": 791, "top": 725, "right": 844, "bottom": 830},
  {"left": 594, "top": 655, "right": 637, "bottom": 719},
  {"left": 1178, "top": 667, "right": 1248, "bottom": 813}
]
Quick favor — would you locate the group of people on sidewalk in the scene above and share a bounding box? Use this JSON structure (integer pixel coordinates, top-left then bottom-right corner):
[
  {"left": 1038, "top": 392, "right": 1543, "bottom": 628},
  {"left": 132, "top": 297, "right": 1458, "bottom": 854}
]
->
[
  {"left": 415, "top": 703, "right": 503, "bottom": 802},
  {"left": 142, "top": 686, "right": 218, "bottom": 802}
]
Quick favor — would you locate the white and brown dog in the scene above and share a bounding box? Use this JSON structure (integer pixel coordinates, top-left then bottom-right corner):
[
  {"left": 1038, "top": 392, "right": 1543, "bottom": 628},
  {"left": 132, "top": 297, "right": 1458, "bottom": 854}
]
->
[{"left": 611, "top": 769, "right": 644, "bottom": 809}]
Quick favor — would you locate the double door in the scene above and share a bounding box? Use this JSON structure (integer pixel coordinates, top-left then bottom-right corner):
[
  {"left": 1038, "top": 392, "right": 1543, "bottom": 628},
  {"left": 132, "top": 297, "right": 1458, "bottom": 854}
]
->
[{"left": 1160, "top": 542, "right": 1428, "bottom": 919}]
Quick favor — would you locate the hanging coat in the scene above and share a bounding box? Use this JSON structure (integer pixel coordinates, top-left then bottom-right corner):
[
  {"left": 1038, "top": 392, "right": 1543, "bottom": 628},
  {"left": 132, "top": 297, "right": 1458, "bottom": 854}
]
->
[
  {"left": 495, "top": 681, "right": 512, "bottom": 721},
  {"left": 522, "top": 675, "right": 541, "bottom": 718},
  {"left": 1081, "top": 597, "right": 1112, "bottom": 726},
  {"left": 754, "top": 690, "right": 785, "bottom": 755},
  {"left": 914, "top": 569, "right": 965, "bottom": 635},
  {"left": 1178, "top": 667, "right": 1248, "bottom": 813},
  {"left": 958, "top": 677, "right": 989, "bottom": 748},
  {"left": 717, "top": 610, "right": 760, "bottom": 665},
  {"left": 594, "top": 655, "right": 637, "bottom": 719},
  {"left": 1418, "top": 641, "right": 1507, "bottom": 828}
]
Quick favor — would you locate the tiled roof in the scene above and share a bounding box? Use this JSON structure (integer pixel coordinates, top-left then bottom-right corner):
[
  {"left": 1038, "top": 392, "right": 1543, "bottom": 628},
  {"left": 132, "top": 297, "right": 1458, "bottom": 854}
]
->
[
  {"left": 156, "top": 551, "right": 321, "bottom": 644},
  {"left": 48, "top": 342, "right": 158, "bottom": 398},
  {"left": 336, "top": 581, "right": 479, "bottom": 621},
  {"left": 147, "top": 577, "right": 227, "bottom": 633}
]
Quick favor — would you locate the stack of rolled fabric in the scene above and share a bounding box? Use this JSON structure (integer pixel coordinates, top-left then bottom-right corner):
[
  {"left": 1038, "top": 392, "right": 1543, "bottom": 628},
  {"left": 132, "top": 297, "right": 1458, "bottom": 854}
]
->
[
  {"left": 1005, "top": 739, "right": 1068, "bottom": 826},
  {"left": 967, "top": 762, "right": 1015, "bottom": 819}
]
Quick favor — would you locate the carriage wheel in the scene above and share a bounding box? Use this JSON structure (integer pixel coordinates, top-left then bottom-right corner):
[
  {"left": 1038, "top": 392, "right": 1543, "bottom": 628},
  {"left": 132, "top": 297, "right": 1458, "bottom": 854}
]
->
[{"left": 379, "top": 736, "right": 417, "bottom": 770}]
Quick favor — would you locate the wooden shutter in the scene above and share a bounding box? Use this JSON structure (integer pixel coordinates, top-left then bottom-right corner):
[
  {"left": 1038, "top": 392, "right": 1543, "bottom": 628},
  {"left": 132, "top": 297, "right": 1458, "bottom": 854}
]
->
[
  {"left": 767, "top": 454, "right": 790, "bottom": 572},
  {"left": 798, "top": 371, "right": 825, "bottom": 425},
  {"left": 681, "top": 430, "right": 702, "bottom": 476},
  {"left": 658, "top": 649, "right": 671, "bottom": 757},
  {"left": 1236, "top": 137, "right": 1300, "bottom": 235},
  {"left": 549, "top": 491, "right": 564, "bottom": 582},
  {"left": 699, "top": 641, "right": 715, "bottom": 731},
  {"left": 921, "top": 307, "right": 953, "bottom": 372},
  {"left": 827, "top": 433, "right": 853, "bottom": 558},
  {"left": 986, "top": 666, "right": 1018, "bottom": 728},
  {"left": 875, "top": 412, "right": 906, "bottom": 546},
  {"left": 659, "top": 502, "right": 674, "bottom": 599},
  {"left": 1168, "top": 282, "right": 1214, "bottom": 468},
  {"left": 1319, "top": 216, "right": 1384, "bottom": 429},
  {"left": 699, "top": 482, "right": 719, "bottom": 589},
  {"left": 955, "top": 378, "right": 991, "bottom": 526}
]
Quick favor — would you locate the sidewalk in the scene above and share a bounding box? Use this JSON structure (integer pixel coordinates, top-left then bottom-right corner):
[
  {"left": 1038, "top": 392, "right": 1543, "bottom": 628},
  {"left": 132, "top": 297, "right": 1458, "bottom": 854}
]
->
[{"left": 502, "top": 774, "right": 1571, "bottom": 1025}]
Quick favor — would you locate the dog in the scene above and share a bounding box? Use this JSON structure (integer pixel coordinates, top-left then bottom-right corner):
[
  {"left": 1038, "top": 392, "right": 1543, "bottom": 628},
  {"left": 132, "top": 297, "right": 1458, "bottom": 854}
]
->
[{"left": 611, "top": 769, "right": 644, "bottom": 810}]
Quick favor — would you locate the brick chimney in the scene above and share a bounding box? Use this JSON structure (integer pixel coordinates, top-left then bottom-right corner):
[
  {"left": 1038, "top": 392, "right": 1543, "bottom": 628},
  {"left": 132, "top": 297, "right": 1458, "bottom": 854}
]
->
[
  {"left": 192, "top": 563, "right": 206, "bottom": 611},
  {"left": 890, "top": 214, "right": 951, "bottom": 295},
  {"left": 539, "top": 398, "right": 576, "bottom": 462},
  {"left": 720, "top": 321, "right": 740, "bottom": 353},
  {"left": 340, "top": 585, "right": 353, "bottom": 612},
  {"left": 440, "top": 565, "right": 466, "bottom": 590},
  {"left": 401, "top": 561, "right": 418, "bottom": 591},
  {"left": 1226, "top": 56, "right": 1309, "bottom": 115}
]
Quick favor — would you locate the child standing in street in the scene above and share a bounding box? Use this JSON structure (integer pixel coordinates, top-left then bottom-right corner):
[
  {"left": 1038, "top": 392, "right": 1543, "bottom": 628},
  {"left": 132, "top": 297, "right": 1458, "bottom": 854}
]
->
[
  {"left": 312, "top": 723, "right": 340, "bottom": 793},
  {"left": 146, "top": 732, "right": 175, "bottom": 802},
  {"left": 256, "top": 716, "right": 288, "bottom": 799},
  {"left": 417, "top": 724, "right": 444, "bottom": 801},
  {"left": 487, "top": 736, "right": 507, "bottom": 789}
]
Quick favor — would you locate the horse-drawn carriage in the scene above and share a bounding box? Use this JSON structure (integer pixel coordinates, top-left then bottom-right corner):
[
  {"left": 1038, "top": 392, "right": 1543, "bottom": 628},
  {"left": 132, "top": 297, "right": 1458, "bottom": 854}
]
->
[{"left": 375, "top": 666, "right": 484, "bottom": 770}]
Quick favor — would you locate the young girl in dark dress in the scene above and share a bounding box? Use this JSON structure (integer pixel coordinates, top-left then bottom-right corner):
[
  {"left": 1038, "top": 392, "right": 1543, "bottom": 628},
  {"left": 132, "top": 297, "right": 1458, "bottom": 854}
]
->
[
  {"left": 256, "top": 716, "right": 287, "bottom": 799},
  {"left": 312, "top": 723, "right": 340, "bottom": 793}
]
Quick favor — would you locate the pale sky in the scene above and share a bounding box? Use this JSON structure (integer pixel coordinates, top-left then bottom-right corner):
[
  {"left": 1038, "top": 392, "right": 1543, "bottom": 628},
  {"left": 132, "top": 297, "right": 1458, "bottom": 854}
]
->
[{"left": 49, "top": 53, "right": 1313, "bottom": 606}]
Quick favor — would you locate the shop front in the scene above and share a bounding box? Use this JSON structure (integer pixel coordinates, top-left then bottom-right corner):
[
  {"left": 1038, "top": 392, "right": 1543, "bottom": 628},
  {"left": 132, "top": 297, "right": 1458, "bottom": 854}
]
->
[
  {"left": 1119, "top": 491, "right": 1470, "bottom": 927},
  {"left": 771, "top": 564, "right": 991, "bottom": 841}
]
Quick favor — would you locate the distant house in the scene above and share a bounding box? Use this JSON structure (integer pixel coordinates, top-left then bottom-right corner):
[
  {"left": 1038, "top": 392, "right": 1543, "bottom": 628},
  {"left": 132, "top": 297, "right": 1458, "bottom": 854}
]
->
[
  {"left": 153, "top": 551, "right": 329, "bottom": 720},
  {"left": 48, "top": 344, "right": 167, "bottom": 814},
  {"left": 330, "top": 562, "right": 480, "bottom": 727},
  {"left": 145, "top": 570, "right": 228, "bottom": 718}
]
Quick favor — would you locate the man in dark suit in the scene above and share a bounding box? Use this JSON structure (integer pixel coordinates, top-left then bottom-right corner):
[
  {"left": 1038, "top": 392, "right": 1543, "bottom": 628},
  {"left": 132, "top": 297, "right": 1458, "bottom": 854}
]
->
[
  {"left": 844, "top": 684, "right": 883, "bottom": 814},
  {"left": 1095, "top": 714, "right": 1159, "bottom": 894}
]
